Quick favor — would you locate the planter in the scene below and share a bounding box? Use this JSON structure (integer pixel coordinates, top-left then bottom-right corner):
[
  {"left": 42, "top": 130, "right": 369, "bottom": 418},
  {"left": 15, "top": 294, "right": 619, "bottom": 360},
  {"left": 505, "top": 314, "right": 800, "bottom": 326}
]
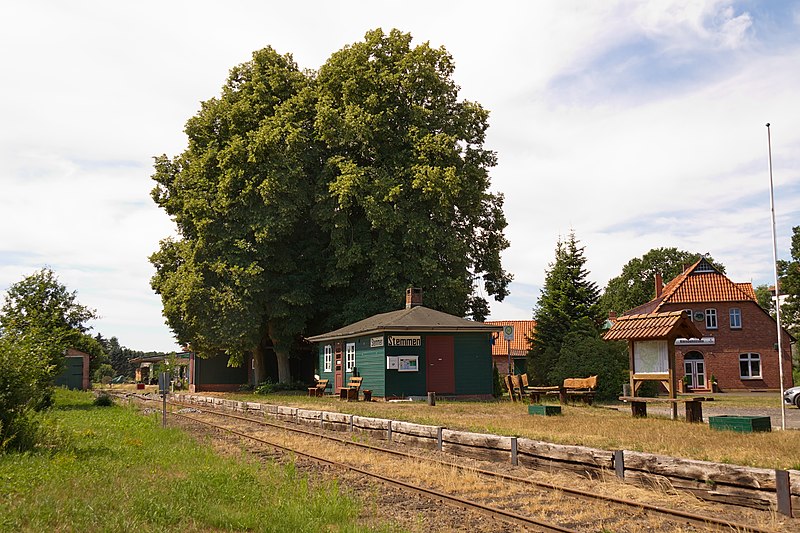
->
[
  {"left": 708, "top": 415, "right": 771, "bottom": 433},
  {"left": 528, "top": 405, "right": 561, "bottom": 416}
]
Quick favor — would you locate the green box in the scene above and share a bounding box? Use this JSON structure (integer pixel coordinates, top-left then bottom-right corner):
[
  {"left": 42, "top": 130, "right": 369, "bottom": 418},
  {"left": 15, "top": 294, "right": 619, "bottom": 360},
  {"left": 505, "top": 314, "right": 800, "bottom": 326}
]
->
[
  {"left": 708, "top": 415, "right": 771, "bottom": 433},
  {"left": 528, "top": 404, "right": 561, "bottom": 416}
]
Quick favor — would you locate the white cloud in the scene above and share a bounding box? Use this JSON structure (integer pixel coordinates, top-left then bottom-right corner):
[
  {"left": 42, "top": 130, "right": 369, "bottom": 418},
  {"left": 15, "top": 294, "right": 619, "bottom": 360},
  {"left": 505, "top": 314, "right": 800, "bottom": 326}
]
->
[{"left": 1, "top": 0, "right": 798, "bottom": 345}]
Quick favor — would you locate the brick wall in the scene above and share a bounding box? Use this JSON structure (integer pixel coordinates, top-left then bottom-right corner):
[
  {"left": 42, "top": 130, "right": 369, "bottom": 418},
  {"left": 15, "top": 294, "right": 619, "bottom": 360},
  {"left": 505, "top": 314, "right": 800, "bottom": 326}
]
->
[{"left": 663, "top": 301, "right": 793, "bottom": 390}]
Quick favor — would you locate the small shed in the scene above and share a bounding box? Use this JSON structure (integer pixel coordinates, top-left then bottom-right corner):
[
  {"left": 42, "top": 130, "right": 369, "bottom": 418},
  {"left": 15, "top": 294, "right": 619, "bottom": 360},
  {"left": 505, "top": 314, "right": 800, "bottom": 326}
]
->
[
  {"left": 603, "top": 310, "right": 702, "bottom": 417},
  {"left": 54, "top": 348, "right": 91, "bottom": 390},
  {"left": 307, "top": 289, "right": 502, "bottom": 399}
]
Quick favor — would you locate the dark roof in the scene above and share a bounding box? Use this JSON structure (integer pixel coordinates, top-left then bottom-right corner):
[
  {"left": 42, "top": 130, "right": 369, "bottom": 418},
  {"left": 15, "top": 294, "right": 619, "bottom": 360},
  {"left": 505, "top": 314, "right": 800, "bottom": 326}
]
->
[
  {"left": 603, "top": 311, "right": 702, "bottom": 341},
  {"left": 307, "top": 306, "right": 502, "bottom": 343}
]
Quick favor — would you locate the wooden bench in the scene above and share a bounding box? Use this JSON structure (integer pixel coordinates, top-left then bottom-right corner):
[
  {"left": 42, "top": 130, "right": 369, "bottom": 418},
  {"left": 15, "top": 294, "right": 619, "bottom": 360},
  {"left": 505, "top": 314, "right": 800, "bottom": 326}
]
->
[
  {"left": 619, "top": 395, "right": 708, "bottom": 423},
  {"left": 338, "top": 376, "right": 363, "bottom": 401},
  {"left": 308, "top": 379, "right": 328, "bottom": 397},
  {"left": 528, "top": 375, "right": 598, "bottom": 405}
]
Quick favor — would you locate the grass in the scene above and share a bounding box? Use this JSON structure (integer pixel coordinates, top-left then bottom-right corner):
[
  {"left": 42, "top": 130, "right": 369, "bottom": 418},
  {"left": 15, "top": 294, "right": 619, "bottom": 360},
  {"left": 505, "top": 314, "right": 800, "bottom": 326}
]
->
[
  {"left": 0, "top": 389, "right": 398, "bottom": 533},
  {"left": 219, "top": 390, "right": 800, "bottom": 471}
]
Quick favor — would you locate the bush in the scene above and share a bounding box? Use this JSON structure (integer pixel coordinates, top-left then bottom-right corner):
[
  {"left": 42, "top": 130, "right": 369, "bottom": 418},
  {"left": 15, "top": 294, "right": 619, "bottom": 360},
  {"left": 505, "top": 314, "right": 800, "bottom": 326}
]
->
[
  {"left": 93, "top": 393, "right": 114, "bottom": 407},
  {"left": 492, "top": 363, "right": 504, "bottom": 398},
  {"left": 93, "top": 363, "right": 115, "bottom": 384},
  {"left": 254, "top": 379, "right": 307, "bottom": 395}
]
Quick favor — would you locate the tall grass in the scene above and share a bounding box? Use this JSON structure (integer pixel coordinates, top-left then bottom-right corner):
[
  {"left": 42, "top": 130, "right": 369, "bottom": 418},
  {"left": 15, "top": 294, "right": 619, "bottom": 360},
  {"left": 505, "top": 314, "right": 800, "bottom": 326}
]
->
[{"left": 0, "top": 389, "right": 395, "bottom": 532}]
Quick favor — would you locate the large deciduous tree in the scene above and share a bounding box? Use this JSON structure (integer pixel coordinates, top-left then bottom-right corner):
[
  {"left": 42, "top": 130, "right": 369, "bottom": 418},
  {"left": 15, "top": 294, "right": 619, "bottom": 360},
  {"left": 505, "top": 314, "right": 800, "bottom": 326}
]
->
[
  {"left": 528, "top": 231, "right": 601, "bottom": 385},
  {"left": 599, "top": 248, "right": 725, "bottom": 314},
  {"left": 778, "top": 225, "right": 800, "bottom": 338},
  {"left": 150, "top": 29, "right": 511, "bottom": 383}
]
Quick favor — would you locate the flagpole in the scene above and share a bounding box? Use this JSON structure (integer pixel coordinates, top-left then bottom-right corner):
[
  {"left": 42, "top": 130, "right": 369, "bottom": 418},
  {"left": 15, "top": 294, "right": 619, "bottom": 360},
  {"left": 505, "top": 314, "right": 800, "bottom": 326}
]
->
[{"left": 766, "top": 123, "right": 786, "bottom": 430}]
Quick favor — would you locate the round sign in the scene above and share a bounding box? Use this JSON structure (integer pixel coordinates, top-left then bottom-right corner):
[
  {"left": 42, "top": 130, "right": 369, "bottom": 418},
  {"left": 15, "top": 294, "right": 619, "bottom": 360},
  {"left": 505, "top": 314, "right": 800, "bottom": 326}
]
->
[{"left": 503, "top": 325, "right": 514, "bottom": 341}]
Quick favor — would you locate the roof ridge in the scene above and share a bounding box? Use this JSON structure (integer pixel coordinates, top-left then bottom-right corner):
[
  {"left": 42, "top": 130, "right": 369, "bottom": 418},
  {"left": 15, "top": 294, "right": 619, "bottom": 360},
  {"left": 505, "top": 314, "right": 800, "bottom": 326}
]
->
[{"left": 655, "top": 258, "right": 702, "bottom": 310}]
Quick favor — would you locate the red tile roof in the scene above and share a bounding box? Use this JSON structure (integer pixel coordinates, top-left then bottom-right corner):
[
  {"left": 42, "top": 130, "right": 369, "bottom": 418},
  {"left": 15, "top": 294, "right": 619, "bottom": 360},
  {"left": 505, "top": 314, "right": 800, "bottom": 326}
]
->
[
  {"left": 485, "top": 320, "right": 536, "bottom": 356},
  {"left": 625, "top": 258, "right": 757, "bottom": 315},
  {"left": 603, "top": 311, "right": 702, "bottom": 341}
]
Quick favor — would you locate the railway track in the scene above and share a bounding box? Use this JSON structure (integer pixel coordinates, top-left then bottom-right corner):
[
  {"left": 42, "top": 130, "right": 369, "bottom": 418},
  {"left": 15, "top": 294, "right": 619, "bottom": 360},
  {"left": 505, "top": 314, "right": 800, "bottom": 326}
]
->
[{"left": 126, "top": 393, "right": 784, "bottom": 532}]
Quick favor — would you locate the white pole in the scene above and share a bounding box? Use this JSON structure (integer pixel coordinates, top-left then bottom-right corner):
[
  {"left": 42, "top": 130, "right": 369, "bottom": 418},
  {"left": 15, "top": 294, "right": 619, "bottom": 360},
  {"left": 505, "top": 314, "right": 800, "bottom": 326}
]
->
[{"left": 766, "top": 123, "right": 786, "bottom": 430}]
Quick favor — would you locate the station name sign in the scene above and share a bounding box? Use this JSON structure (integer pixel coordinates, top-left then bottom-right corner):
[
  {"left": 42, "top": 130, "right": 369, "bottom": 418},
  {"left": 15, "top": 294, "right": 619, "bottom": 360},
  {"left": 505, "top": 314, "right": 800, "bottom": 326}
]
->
[
  {"left": 674, "top": 337, "right": 716, "bottom": 346},
  {"left": 387, "top": 335, "right": 421, "bottom": 347}
]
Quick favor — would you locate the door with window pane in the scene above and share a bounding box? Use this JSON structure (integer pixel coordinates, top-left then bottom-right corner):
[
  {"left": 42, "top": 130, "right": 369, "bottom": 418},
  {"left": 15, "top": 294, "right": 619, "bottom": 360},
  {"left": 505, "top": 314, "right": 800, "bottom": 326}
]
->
[{"left": 683, "top": 351, "right": 706, "bottom": 389}]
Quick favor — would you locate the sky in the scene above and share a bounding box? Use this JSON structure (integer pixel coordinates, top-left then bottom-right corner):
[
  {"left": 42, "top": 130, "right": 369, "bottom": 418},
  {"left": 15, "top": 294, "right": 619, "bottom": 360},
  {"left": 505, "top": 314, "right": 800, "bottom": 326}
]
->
[{"left": 2, "top": 0, "right": 799, "bottom": 352}]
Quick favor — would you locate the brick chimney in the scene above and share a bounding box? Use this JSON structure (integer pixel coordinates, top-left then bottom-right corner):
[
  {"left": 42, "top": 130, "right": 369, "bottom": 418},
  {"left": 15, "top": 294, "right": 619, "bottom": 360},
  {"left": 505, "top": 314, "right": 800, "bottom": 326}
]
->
[
  {"left": 608, "top": 311, "right": 617, "bottom": 321},
  {"left": 406, "top": 287, "right": 423, "bottom": 309},
  {"left": 655, "top": 273, "right": 663, "bottom": 298}
]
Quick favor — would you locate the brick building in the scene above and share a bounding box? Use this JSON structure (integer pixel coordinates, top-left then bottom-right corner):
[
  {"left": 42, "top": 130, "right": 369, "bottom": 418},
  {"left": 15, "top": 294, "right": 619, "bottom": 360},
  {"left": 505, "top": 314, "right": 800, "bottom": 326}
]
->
[
  {"left": 484, "top": 320, "right": 535, "bottom": 375},
  {"left": 625, "top": 257, "right": 794, "bottom": 392}
]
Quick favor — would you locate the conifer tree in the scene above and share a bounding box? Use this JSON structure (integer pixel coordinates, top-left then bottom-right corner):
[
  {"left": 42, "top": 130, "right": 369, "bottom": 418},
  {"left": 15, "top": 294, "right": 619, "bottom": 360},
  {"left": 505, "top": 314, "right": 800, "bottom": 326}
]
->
[{"left": 527, "top": 231, "right": 601, "bottom": 385}]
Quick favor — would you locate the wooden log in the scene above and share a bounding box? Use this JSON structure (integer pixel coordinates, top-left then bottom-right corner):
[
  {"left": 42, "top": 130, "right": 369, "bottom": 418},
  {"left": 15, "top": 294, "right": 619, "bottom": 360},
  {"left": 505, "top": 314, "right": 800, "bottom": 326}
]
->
[
  {"left": 296, "top": 409, "right": 323, "bottom": 426},
  {"left": 516, "top": 438, "right": 614, "bottom": 468},
  {"left": 624, "top": 470, "right": 775, "bottom": 510},
  {"left": 275, "top": 405, "right": 297, "bottom": 421},
  {"left": 390, "top": 422, "right": 442, "bottom": 449},
  {"left": 246, "top": 402, "right": 261, "bottom": 411},
  {"left": 623, "top": 450, "right": 778, "bottom": 490},
  {"left": 441, "top": 430, "right": 511, "bottom": 463},
  {"left": 352, "top": 415, "right": 391, "bottom": 439},
  {"left": 517, "top": 454, "right": 606, "bottom": 478},
  {"left": 322, "top": 411, "right": 351, "bottom": 431}
]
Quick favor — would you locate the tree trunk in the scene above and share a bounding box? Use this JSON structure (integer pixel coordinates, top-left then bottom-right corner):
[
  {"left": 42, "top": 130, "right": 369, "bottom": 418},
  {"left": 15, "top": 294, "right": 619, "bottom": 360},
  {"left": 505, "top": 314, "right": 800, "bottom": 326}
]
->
[
  {"left": 268, "top": 320, "right": 292, "bottom": 384},
  {"left": 253, "top": 343, "right": 268, "bottom": 385}
]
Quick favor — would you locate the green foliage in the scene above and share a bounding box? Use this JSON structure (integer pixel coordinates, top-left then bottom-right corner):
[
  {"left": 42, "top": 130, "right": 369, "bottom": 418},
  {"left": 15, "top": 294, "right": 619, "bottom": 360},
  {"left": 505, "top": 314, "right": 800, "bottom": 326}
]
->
[
  {"left": 1, "top": 389, "right": 375, "bottom": 532},
  {"left": 547, "top": 318, "right": 628, "bottom": 401},
  {"left": 492, "top": 363, "right": 503, "bottom": 398},
  {"left": 599, "top": 248, "right": 725, "bottom": 315},
  {"left": 150, "top": 29, "right": 511, "bottom": 383},
  {"left": 528, "top": 231, "right": 601, "bottom": 385},
  {"left": 754, "top": 283, "right": 775, "bottom": 314},
  {"left": 254, "top": 378, "right": 307, "bottom": 395},
  {"left": 93, "top": 363, "right": 114, "bottom": 383},
  {"left": 778, "top": 226, "right": 800, "bottom": 339},
  {"left": 92, "top": 393, "right": 114, "bottom": 407}
]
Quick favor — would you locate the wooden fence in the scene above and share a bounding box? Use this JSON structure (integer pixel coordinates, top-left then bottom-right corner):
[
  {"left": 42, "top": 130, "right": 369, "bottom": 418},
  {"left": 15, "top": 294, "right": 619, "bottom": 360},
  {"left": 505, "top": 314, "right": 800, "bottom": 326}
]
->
[{"left": 173, "top": 393, "right": 799, "bottom": 516}]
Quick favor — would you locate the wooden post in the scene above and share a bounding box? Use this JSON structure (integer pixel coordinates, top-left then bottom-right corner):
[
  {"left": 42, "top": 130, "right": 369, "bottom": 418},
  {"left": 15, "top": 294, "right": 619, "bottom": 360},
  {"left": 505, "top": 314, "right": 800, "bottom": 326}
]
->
[
  {"left": 427, "top": 392, "right": 436, "bottom": 406},
  {"left": 631, "top": 401, "right": 647, "bottom": 418},
  {"left": 387, "top": 420, "right": 392, "bottom": 441},
  {"left": 614, "top": 450, "right": 625, "bottom": 479},
  {"left": 511, "top": 437, "right": 518, "bottom": 466},
  {"left": 776, "top": 469, "right": 792, "bottom": 517},
  {"left": 437, "top": 427, "right": 443, "bottom": 451},
  {"left": 684, "top": 401, "right": 703, "bottom": 423}
]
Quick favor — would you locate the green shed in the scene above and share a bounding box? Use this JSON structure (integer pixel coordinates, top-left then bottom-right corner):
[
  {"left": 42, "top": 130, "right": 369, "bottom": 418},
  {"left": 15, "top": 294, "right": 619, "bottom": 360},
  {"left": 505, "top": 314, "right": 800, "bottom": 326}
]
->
[{"left": 307, "top": 289, "right": 502, "bottom": 399}]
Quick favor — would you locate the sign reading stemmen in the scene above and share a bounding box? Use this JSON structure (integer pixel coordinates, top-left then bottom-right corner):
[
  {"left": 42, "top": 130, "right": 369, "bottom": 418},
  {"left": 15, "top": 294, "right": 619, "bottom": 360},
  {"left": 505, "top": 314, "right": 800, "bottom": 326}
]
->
[{"left": 387, "top": 335, "right": 421, "bottom": 347}]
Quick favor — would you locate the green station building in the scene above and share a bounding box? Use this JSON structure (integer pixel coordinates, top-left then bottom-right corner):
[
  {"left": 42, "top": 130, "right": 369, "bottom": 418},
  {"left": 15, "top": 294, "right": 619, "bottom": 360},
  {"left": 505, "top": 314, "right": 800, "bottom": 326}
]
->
[{"left": 307, "top": 289, "right": 502, "bottom": 399}]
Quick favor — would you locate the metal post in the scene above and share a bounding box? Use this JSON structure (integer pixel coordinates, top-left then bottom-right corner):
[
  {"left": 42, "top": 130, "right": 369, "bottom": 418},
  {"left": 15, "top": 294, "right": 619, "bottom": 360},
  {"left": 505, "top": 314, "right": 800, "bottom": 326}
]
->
[
  {"left": 507, "top": 339, "right": 511, "bottom": 375},
  {"left": 766, "top": 123, "right": 786, "bottom": 430},
  {"left": 162, "top": 393, "right": 167, "bottom": 428},
  {"left": 511, "top": 437, "right": 518, "bottom": 466},
  {"left": 776, "top": 469, "right": 792, "bottom": 516}
]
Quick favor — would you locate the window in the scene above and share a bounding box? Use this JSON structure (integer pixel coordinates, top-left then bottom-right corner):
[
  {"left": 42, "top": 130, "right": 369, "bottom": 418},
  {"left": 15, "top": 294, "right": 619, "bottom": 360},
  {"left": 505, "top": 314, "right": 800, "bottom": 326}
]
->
[
  {"left": 323, "top": 345, "right": 332, "bottom": 373},
  {"left": 705, "top": 308, "right": 717, "bottom": 329},
  {"left": 729, "top": 308, "right": 742, "bottom": 329},
  {"left": 345, "top": 343, "right": 356, "bottom": 372},
  {"left": 684, "top": 309, "right": 693, "bottom": 321},
  {"left": 739, "top": 353, "right": 761, "bottom": 379}
]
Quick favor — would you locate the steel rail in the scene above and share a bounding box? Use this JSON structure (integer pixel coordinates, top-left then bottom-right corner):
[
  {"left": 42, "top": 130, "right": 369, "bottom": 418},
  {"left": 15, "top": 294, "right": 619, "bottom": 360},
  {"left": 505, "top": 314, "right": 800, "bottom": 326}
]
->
[
  {"left": 165, "top": 399, "right": 777, "bottom": 533},
  {"left": 172, "top": 409, "right": 578, "bottom": 533}
]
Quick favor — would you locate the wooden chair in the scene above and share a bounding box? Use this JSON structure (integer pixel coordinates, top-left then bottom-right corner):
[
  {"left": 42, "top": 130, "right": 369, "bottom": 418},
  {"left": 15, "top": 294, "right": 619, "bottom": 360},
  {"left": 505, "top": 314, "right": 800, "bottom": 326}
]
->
[
  {"left": 338, "top": 376, "right": 363, "bottom": 401},
  {"left": 505, "top": 374, "right": 519, "bottom": 402},
  {"left": 308, "top": 378, "right": 329, "bottom": 397}
]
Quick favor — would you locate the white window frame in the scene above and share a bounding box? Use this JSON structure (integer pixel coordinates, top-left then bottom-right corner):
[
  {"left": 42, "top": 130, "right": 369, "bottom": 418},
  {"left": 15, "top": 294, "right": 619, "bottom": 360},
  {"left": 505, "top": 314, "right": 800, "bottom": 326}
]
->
[
  {"left": 684, "top": 309, "right": 693, "bottom": 321},
  {"left": 739, "top": 352, "right": 761, "bottom": 379},
  {"left": 345, "top": 342, "right": 356, "bottom": 372},
  {"left": 729, "top": 308, "right": 742, "bottom": 329},
  {"left": 323, "top": 345, "right": 332, "bottom": 373},
  {"left": 705, "top": 308, "right": 717, "bottom": 329}
]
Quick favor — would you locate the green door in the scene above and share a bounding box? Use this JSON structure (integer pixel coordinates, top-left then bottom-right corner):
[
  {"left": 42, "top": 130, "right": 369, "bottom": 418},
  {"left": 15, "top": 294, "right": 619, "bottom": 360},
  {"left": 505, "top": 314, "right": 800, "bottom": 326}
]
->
[{"left": 55, "top": 357, "right": 84, "bottom": 389}]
